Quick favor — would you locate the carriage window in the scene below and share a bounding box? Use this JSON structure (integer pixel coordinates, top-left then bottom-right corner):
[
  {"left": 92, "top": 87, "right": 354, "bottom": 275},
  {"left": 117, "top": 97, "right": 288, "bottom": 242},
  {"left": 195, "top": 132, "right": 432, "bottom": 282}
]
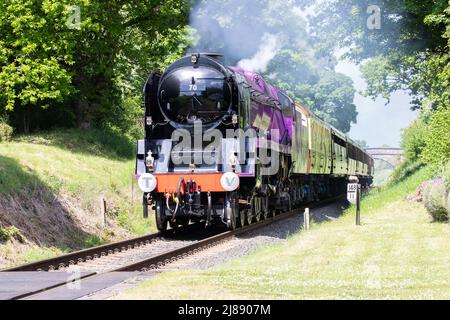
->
[
  {"left": 348, "top": 144, "right": 355, "bottom": 159},
  {"left": 333, "top": 134, "right": 346, "bottom": 148},
  {"left": 279, "top": 92, "right": 293, "bottom": 117}
]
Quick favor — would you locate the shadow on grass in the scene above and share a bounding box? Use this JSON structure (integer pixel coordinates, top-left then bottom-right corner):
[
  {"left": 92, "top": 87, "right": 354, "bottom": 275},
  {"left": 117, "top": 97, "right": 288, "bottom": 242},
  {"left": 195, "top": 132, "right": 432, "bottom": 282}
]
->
[
  {"left": 0, "top": 155, "right": 105, "bottom": 250},
  {"left": 14, "top": 127, "right": 136, "bottom": 160}
]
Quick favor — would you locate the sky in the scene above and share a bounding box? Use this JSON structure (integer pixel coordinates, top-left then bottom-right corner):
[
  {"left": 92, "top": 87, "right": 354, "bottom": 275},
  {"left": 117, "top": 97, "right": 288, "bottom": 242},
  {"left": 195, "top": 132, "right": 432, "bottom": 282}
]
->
[{"left": 336, "top": 61, "right": 419, "bottom": 148}]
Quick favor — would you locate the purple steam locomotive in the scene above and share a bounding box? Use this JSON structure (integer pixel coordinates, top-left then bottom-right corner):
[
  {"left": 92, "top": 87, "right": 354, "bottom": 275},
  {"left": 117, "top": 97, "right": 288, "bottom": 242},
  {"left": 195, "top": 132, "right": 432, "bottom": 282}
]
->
[{"left": 136, "top": 53, "right": 373, "bottom": 233}]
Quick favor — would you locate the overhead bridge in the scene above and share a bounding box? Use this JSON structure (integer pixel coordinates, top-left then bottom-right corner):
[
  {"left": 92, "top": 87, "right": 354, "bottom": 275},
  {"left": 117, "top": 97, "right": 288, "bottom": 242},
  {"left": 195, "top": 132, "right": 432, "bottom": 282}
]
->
[{"left": 365, "top": 148, "right": 404, "bottom": 169}]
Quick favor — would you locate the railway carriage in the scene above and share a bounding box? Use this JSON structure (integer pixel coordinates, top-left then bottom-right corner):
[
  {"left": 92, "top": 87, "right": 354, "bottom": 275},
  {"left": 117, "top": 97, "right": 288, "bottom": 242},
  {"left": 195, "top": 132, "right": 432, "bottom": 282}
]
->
[{"left": 136, "top": 53, "right": 373, "bottom": 233}]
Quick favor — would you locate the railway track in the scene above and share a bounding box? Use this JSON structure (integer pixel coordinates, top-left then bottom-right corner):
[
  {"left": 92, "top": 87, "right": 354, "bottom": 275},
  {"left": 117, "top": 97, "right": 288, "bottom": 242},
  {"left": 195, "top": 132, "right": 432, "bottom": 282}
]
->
[
  {"left": 1, "top": 223, "right": 217, "bottom": 273},
  {"left": 1, "top": 196, "right": 343, "bottom": 299}
]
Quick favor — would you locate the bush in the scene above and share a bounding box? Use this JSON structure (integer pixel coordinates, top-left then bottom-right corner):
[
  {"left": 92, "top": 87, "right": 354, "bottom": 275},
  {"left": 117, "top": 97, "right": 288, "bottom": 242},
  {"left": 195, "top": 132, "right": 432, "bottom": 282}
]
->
[
  {"left": 0, "top": 227, "right": 10, "bottom": 242},
  {"left": 0, "top": 226, "right": 25, "bottom": 243},
  {"left": 389, "top": 160, "right": 423, "bottom": 185},
  {"left": 401, "top": 117, "right": 427, "bottom": 161},
  {"left": 423, "top": 177, "right": 449, "bottom": 222},
  {"left": 0, "top": 120, "right": 13, "bottom": 142},
  {"left": 421, "top": 105, "right": 450, "bottom": 168}
]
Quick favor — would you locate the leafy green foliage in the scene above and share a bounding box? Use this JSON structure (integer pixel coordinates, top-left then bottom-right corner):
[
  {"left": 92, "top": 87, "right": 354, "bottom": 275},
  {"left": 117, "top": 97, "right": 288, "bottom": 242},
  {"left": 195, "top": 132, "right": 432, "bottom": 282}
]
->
[
  {"left": 0, "top": 0, "right": 74, "bottom": 111},
  {"left": 312, "top": 1, "right": 449, "bottom": 176},
  {"left": 399, "top": 103, "right": 449, "bottom": 172},
  {"left": 395, "top": 105, "right": 449, "bottom": 181},
  {"left": 0, "top": 226, "right": 25, "bottom": 243},
  {"left": 401, "top": 117, "right": 427, "bottom": 162},
  {"left": 0, "top": 227, "right": 10, "bottom": 243},
  {"left": 0, "top": 119, "right": 13, "bottom": 142},
  {"left": 389, "top": 160, "right": 424, "bottom": 185},
  {"left": 0, "top": 0, "right": 190, "bottom": 133},
  {"left": 267, "top": 51, "right": 357, "bottom": 132},
  {"left": 313, "top": 0, "right": 450, "bottom": 110},
  {"left": 422, "top": 106, "right": 450, "bottom": 168}
]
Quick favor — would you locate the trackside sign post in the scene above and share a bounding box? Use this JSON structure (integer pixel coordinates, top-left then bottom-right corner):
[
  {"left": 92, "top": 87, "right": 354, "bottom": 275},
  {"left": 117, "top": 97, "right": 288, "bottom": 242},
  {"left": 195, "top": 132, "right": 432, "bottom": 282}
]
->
[
  {"left": 348, "top": 177, "right": 362, "bottom": 226},
  {"left": 347, "top": 183, "right": 358, "bottom": 204}
]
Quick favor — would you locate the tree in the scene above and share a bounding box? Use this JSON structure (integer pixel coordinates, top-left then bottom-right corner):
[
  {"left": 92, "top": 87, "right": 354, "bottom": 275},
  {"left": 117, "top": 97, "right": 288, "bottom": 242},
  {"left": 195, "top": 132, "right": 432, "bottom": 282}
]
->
[
  {"left": 267, "top": 51, "right": 357, "bottom": 132},
  {"left": 311, "top": 0, "right": 450, "bottom": 166},
  {"left": 0, "top": 0, "right": 75, "bottom": 131},
  {"left": 0, "top": 0, "right": 190, "bottom": 132},
  {"left": 311, "top": 0, "right": 450, "bottom": 111},
  {"left": 68, "top": 0, "right": 191, "bottom": 129}
]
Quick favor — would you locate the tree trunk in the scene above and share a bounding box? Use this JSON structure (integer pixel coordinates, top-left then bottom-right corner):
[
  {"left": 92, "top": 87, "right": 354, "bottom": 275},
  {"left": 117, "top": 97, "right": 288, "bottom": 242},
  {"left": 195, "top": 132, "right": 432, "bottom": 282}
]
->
[
  {"left": 74, "top": 97, "right": 91, "bottom": 129},
  {"left": 23, "top": 107, "right": 31, "bottom": 134}
]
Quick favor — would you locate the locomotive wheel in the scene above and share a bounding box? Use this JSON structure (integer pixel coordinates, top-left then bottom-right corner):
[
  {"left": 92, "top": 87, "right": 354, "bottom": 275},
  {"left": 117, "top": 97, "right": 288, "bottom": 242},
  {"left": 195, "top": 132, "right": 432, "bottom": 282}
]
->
[
  {"left": 245, "top": 209, "right": 253, "bottom": 226},
  {"left": 155, "top": 196, "right": 168, "bottom": 234},
  {"left": 262, "top": 195, "right": 269, "bottom": 220},
  {"left": 260, "top": 183, "right": 270, "bottom": 220},
  {"left": 271, "top": 205, "right": 277, "bottom": 217},
  {"left": 225, "top": 192, "right": 238, "bottom": 230},
  {"left": 238, "top": 208, "right": 245, "bottom": 227},
  {"left": 254, "top": 198, "right": 262, "bottom": 223},
  {"left": 286, "top": 193, "right": 292, "bottom": 212}
]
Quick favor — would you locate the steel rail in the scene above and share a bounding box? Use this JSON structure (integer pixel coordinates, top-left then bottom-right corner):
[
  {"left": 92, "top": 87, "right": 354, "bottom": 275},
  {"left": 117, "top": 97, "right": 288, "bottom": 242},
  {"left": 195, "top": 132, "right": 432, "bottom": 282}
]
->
[
  {"left": 3, "top": 196, "right": 342, "bottom": 273},
  {"left": 5, "top": 196, "right": 343, "bottom": 300},
  {"left": 2, "top": 231, "right": 173, "bottom": 272},
  {"left": 114, "top": 196, "right": 343, "bottom": 272},
  {"left": 3, "top": 216, "right": 222, "bottom": 272}
]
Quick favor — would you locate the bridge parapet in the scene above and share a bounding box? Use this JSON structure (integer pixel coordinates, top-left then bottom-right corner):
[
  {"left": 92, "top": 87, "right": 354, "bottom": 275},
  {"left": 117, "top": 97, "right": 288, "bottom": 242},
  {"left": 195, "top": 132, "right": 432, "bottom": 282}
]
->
[{"left": 366, "top": 148, "right": 404, "bottom": 168}]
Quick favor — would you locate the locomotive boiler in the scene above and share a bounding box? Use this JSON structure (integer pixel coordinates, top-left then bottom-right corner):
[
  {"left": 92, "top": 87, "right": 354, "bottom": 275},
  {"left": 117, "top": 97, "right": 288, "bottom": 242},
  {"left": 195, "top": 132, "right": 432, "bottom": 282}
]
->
[{"left": 136, "top": 53, "right": 373, "bottom": 233}]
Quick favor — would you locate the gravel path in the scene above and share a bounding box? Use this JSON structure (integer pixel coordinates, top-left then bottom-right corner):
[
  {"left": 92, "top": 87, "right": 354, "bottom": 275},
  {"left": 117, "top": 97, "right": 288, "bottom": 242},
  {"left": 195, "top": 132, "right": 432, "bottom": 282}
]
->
[{"left": 80, "top": 200, "right": 348, "bottom": 300}]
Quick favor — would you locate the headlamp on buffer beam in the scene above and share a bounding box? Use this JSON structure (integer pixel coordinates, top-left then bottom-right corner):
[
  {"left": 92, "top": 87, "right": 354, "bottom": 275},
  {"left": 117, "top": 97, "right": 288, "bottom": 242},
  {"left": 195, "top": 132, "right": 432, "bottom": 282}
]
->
[
  {"left": 138, "top": 173, "right": 157, "bottom": 193},
  {"left": 220, "top": 172, "right": 240, "bottom": 192}
]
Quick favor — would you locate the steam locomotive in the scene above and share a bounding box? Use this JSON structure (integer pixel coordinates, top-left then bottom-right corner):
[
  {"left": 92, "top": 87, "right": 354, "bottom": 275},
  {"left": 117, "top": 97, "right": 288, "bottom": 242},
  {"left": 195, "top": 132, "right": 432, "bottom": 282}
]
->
[{"left": 136, "top": 53, "right": 374, "bottom": 233}]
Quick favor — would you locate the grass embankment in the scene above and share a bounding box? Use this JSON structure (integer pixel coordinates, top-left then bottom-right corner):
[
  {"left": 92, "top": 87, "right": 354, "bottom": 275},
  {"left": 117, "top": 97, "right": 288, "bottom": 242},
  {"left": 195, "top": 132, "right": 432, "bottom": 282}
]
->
[
  {"left": 117, "top": 167, "right": 450, "bottom": 300},
  {"left": 0, "top": 129, "right": 152, "bottom": 267}
]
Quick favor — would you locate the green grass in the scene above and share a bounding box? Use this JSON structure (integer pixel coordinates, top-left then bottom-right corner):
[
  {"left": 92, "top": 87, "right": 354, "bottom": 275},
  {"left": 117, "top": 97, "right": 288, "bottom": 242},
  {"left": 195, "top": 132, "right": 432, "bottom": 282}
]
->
[
  {"left": 0, "top": 129, "right": 153, "bottom": 257},
  {"left": 0, "top": 129, "right": 135, "bottom": 200},
  {"left": 355, "top": 165, "right": 432, "bottom": 215},
  {"left": 116, "top": 167, "right": 450, "bottom": 300},
  {"left": 21, "top": 247, "right": 69, "bottom": 264}
]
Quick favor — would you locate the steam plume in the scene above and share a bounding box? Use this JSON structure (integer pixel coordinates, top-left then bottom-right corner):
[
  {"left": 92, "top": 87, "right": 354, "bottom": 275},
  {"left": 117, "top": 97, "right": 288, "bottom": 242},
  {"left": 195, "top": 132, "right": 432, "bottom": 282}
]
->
[
  {"left": 187, "top": 0, "right": 299, "bottom": 68},
  {"left": 237, "top": 33, "right": 282, "bottom": 73}
]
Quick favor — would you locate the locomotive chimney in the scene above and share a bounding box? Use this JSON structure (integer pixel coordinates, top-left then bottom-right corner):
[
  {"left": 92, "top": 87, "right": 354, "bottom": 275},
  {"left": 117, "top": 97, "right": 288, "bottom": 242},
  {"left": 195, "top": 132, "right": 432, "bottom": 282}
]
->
[{"left": 188, "top": 52, "right": 224, "bottom": 62}]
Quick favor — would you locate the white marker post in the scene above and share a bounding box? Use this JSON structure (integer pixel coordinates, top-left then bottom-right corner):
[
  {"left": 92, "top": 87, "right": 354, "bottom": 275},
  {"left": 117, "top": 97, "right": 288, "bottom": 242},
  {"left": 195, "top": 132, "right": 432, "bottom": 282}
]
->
[
  {"left": 348, "top": 176, "right": 361, "bottom": 226},
  {"left": 304, "top": 208, "right": 310, "bottom": 231}
]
